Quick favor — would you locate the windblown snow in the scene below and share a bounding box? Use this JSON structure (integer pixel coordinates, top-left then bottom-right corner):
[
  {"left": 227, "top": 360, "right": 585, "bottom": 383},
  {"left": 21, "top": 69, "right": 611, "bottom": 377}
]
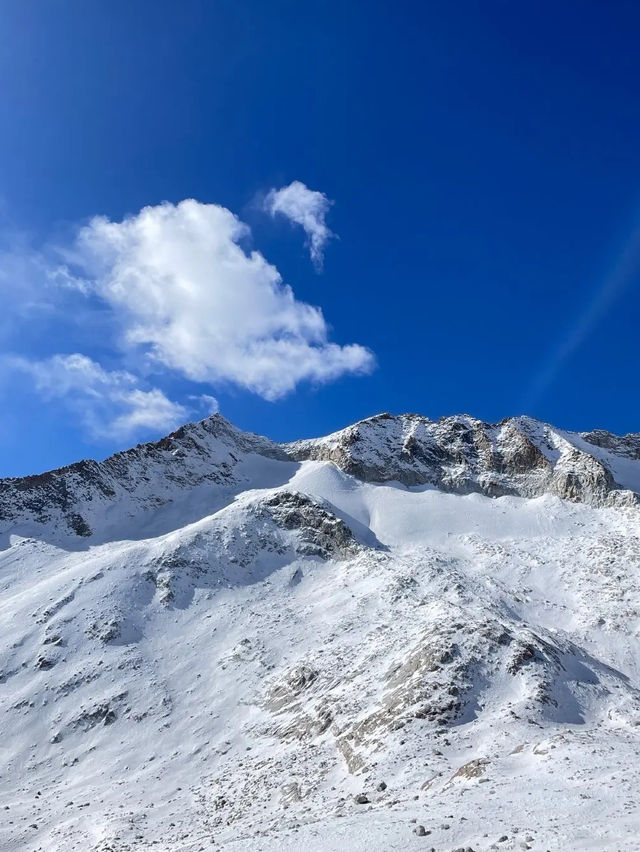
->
[{"left": 1, "top": 413, "right": 640, "bottom": 851}]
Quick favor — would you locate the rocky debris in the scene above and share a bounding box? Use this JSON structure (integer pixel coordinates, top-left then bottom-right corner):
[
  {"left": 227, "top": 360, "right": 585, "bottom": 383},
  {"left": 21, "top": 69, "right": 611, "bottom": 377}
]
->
[
  {"left": 77, "top": 704, "right": 117, "bottom": 729},
  {"left": 66, "top": 695, "right": 127, "bottom": 734},
  {"left": 336, "top": 734, "right": 369, "bottom": 775},
  {"left": 144, "top": 563, "right": 180, "bottom": 606},
  {"left": 341, "top": 615, "right": 501, "bottom": 742},
  {"left": 605, "top": 489, "right": 640, "bottom": 508},
  {"left": 266, "top": 664, "right": 320, "bottom": 712},
  {"left": 413, "top": 824, "right": 427, "bottom": 835},
  {"left": 353, "top": 793, "right": 370, "bottom": 804},
  {"left": 268, "top": 699, "right": 333, "bottom": 741},
  {"left": 261, "top": 591, "right": 640, "bottom": 784},
  {"left": 263, "top": 663, "right": 336, "bottom": 741},
  {"left": 280, "top": 782, "right": 305, "bottom": 805},
  {"left": 87, "top": 618, "right": 121, "bottom": 643},
  {"left": 36, "top": 590, "right": 76, "bottom": 624}
]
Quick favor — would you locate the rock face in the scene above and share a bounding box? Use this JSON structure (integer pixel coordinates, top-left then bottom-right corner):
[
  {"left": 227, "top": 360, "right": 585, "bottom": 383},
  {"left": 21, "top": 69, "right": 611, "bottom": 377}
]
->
[
  {"left": 263, "top": 491, "right": 360, "bottom": 559},
  {"left": 286, "top": 412, "right": 640, "bottom": 507},
  {"left": 582, "top": 429, "right": 640, "bottom": 458},
  {"left": 0, "top": 412, "right": 638, "bottom": 543},
  {"left": 0, "top": 415, "right": 287, "bottom": 538}
]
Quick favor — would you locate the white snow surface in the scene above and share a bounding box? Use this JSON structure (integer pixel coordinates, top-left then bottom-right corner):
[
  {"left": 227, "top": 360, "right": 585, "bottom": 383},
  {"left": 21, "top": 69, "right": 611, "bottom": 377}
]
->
[{"left": 1, "top": 414, "right": 640, "bottom": 851}]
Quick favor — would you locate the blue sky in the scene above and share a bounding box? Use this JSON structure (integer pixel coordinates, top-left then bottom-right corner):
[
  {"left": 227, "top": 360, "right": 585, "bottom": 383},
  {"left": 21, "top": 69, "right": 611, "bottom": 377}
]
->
[{"left": 1, "top": 1, "right": 640, "bottom": 476}]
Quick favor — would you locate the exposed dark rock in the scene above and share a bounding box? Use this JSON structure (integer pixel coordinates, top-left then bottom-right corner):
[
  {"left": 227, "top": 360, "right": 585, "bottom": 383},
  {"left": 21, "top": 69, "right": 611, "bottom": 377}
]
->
[
  {"left": 66, "top": 513, "right": 92, "bottom": 537},
  {"left": 507, "top": 642, "right": 537, "bottom": 675},
  {"left": 263, "top": 491, "right": 359, "bottom": 559},
  {"left": 582, "top": 429, "right": 640, "bottom": 459}
]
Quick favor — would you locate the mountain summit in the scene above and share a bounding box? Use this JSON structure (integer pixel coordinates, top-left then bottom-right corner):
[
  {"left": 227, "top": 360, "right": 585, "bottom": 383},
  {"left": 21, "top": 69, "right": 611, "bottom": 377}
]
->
[{"left": 2, "top": 413, "right": 640, "bottom": 850}]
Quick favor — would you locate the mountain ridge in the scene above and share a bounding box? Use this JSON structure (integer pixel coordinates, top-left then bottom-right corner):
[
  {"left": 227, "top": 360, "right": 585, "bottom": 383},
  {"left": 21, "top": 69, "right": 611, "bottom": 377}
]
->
[{"left": 1, "top": 411, "right": 638, "bottom": 541}]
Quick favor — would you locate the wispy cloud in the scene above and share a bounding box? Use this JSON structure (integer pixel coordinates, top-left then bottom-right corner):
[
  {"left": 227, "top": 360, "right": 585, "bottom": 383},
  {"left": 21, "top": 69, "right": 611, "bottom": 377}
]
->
[
  {"left": 189, "top": 393, "right": 220, "bottom": 415},
  {"left": 264, "top": 180, "right": 334, "bottom": 269},
  {"left": 521, "top": 211, "right": 640, "bottom": 411},
  {"left": 9, "top": 353, "right": 188, "bottom": 440}
]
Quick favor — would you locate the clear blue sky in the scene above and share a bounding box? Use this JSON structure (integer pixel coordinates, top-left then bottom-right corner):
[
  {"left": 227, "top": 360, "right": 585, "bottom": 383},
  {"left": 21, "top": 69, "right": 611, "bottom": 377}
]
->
[{"left": 1, "top": 0, "right": 639, "bottom": 476}]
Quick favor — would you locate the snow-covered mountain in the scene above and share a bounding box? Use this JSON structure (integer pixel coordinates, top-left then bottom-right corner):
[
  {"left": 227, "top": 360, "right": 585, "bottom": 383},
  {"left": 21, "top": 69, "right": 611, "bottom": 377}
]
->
[{"left": 2, "top": 412, "right": 640, "bottom": 851}]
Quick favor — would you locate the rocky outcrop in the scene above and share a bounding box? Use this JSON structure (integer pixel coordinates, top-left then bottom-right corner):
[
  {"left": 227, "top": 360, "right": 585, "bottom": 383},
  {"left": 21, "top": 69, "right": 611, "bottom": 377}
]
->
[
  {"left": 286, "top": 413, "right": 640, "bottom": 506},
  {"left": 263, "top": 491, "right": 359, "bottom": 559},
  {"left": 549, "top": 448, "right": 614, "bottom": 504},
  {"left": 582, "top": 429, "right": 640, "bottom": 459}
]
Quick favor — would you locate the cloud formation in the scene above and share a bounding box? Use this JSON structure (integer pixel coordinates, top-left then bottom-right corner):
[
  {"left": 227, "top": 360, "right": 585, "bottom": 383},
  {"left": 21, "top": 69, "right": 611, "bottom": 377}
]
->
[
  {"left": 11, "top": 354, "right": 189, "bottom": 440},
  {"left": 71, "top": 199, "right": 373, "bottom": 400},
  {"left": 264, "top": 180, "right": 334, "bottom": 269},
  {"left": 2, "top": 188, "right": 373, "bottom": 445}
]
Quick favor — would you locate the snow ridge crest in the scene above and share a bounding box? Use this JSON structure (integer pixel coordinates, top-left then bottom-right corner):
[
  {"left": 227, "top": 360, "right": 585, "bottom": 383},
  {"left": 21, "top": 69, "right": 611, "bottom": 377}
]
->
[{"left": 0, "top": 411, "right": 638, "bottom": 539}]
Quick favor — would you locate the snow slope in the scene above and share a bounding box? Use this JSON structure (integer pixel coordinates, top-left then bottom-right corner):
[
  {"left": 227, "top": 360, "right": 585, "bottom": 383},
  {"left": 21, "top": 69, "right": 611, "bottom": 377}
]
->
[{"left": 1, "top": 413, "right": 640, "bottom": 851}]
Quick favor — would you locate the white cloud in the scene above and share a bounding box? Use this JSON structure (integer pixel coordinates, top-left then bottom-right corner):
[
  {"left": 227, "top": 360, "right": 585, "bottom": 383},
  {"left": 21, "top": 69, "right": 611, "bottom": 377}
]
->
[
  {"left": 71, "top": 198, "right": 373, "bottom": 400},
  {"left": 109, "top": 388, "right": 189, "bottom": 439},
  {"left": 10, "top": 353, "right": 188, "bottom": 440},
  {"left": 189, "top": 393, "right": 220, "bottom": 415},
  {"left": 264, "top": 180, "right": 334, "bottom": 269},
  {"left": 0, "top": 191, "right": 373, "bottom": 445}
]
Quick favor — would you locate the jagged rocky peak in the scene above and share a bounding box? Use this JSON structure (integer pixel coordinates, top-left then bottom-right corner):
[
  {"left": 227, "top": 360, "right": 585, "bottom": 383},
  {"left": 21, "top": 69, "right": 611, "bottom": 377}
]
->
[
  {"left": 0, "top": 413, "right": 286, "bottom": 537},
  {"left": 581, "top": 428, "right": 640, "bottom": 458},
  {"left": 286, "top": 412, "right": 640, "bottom": 506}
]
